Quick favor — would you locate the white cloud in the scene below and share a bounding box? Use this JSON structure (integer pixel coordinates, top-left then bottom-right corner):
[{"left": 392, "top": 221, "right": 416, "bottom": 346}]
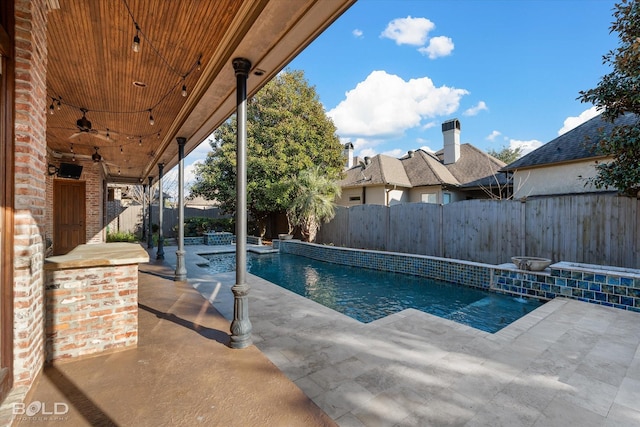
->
[
  {"left": 509, "top": 139, "right": 543, "bottom": 155},
  {"left": 419, "top": 36, "right": 454, "bottom": 59},
  {"left": 353, "top": 29, "right": 363, "bottom": 38},
  {"left": 381, "top": 16, "right": 435, "bottom": 46},
  {"left": 486, "top": 130, "right": 501, "bottom": 141},
  {"left": 185, "top": 139, "right": 213, "bottom": 165},
  {"left": 328, "top": 70, "right": 468, "bottom": 139},
  {"left": 420, "top": 145, "right": 436, "bottom": 153},
  {"left": 359, "top": 147, "right": 379, "bottom": 159},
  {"left": 382, "top": 148, "right": 406, "bottom": 157},
  {"left": 463, "top": 101, "right": 488, "bottom": 117},
  {"left": 421, "top": 121, "right": 437, "bottom": 130},
  {"left": 558, "top": 106, "right": 600, "bottom": 135}
]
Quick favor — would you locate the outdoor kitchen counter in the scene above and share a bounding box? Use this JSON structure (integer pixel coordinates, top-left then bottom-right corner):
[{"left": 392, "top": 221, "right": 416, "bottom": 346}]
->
[
  {"left": 43, "top": 242, "right": 149, "bottom": 362},
  {"left": 44, "top": 242, "right": 149, "bottom": 270}
]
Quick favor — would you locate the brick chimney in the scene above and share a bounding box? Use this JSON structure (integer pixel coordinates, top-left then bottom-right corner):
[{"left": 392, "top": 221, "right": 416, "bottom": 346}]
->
[{"left": 442, "top": 119, "right": 460, "bottom": 164}]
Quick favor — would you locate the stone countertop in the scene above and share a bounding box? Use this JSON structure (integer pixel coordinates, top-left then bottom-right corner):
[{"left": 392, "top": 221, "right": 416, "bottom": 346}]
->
[{"left": 44, "top": 242, "right": 150, "bottom": 270}]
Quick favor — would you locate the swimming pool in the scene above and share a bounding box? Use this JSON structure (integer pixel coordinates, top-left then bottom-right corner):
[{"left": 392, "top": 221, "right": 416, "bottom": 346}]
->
[{"left": 202, "top": 252, "right": 543, "bottom": 333}]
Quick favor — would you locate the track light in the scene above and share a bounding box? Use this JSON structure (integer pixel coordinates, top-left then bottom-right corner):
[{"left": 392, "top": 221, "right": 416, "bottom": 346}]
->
[
  {"left": 132, "top": 24, "right": 141, "bottom": 52},
  {"left": 149, "top": 110, "right": 155, "bottom": 125}
]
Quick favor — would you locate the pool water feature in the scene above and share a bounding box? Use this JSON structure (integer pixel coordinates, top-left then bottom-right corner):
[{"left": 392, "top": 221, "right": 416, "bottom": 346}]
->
[{"left": 203, "top": 252, "right": 543, "bottom": 333}]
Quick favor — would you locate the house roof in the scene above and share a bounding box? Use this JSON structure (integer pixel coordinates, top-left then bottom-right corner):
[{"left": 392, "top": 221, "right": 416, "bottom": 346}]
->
[
  {"left": 502, "top": 112, "right": 638, "bottom": 171},
  {"left": 340, "top": 144, "right": 505, "bottom": 190},
  {"left": 340, "top": 155, "right": 411, "bottom": 188},
  {"left": 434, "top": 144, "right": 506, "bottom": 185}
]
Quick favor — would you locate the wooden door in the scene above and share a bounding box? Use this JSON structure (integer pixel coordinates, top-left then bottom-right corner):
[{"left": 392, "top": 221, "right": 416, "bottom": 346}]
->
[{"left": 54, "top": 180, "right": 86, "bottom": 255}]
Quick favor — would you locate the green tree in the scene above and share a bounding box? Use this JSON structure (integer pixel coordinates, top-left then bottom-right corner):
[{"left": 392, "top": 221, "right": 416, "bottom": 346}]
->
[
  {"left": 578, "top": 0, "right": 640, "bottom": 196},
  {"left": 286, "top": 166, "right": 341, "bottom": 242},
  {"left": 487, "top": 145, "right": 522, "bottom": 164},
  {"left": 190, "top": 69, "right": 345, "bottom": 234}
]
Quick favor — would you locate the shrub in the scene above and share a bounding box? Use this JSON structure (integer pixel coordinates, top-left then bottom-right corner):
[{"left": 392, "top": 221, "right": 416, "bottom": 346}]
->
[
  {"left": 179, "top": 217, "right": 234, "bottom": 237},
  {"left": 106, "top": 231, "right": 138, "bottom": 243}
]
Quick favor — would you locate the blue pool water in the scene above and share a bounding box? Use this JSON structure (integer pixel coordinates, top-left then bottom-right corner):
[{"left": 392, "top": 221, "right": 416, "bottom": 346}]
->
[{"left": 203, "top": 252, "right": 543, "bottom": 333}]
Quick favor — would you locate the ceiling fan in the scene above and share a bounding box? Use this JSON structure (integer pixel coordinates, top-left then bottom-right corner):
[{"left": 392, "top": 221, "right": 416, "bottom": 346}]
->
[{"left": 69, "top": 108, "right": 112, "bottom": 141}]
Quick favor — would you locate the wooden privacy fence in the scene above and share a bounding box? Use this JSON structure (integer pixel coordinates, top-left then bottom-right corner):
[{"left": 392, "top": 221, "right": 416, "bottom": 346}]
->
[
  {"left": 315, "top": 194, "right": 639, "bottom": 269},
  {"left": 106, "top": 202, "right": 228, "bottom": 237}
]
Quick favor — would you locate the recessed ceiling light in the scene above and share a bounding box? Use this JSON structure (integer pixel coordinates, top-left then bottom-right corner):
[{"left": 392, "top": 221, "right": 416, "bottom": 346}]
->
[
  {"left": 133, "top": 81, "right": 147, "bottom": 88},
  {"left": 253, "top": 69, "right": 265, "bottom": 76}
]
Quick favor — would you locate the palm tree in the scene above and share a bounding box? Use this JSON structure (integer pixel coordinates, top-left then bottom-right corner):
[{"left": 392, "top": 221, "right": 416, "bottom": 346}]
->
[{"left": 287, "top": 166, "right": 341, "bottom": 242}]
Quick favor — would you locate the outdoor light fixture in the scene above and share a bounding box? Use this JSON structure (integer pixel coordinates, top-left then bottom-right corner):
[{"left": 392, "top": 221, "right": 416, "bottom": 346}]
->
[
  {"left": 181, "top": 84, "right": 187, "bottom": 97},
  {"left": 148, "top": 109, "right": 155, "bottom": 125},
  {"left": 47, "top": 164, "right": 59, "bottom": 176},
  {"left": 49, "top": 101, "right": 55, "bottom": 115},
  {"left": 92, "top": 147, "right": 102, "bottom": 163},
  {"left": 132, "top": 24, "right": 141, "bottom": 52}
]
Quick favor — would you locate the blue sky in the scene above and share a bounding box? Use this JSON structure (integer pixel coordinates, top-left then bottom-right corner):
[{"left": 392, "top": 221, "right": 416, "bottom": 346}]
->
[{"left": 181, "top": 0, "right": 618, "bottom": 186}]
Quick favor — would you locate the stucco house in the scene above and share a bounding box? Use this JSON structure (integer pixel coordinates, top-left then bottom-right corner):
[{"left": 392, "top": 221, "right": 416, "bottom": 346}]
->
[
  {"left": 0, "top": 0, "right": 354, "bottom": 421},
  {"left": 502, "top": 112, "right": 636, "bottom": 199},
  {"left": 337, "top": 119, "right": 508, "bottom": 206}
]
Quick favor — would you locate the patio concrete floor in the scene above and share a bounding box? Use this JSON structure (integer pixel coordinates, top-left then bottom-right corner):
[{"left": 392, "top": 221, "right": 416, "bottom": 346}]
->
[
  {"left": 16, "top": 242, "right": 640, "bottom": 426},
  {"left": 13, "top": 251, "right": 334, "bottom": 426}
]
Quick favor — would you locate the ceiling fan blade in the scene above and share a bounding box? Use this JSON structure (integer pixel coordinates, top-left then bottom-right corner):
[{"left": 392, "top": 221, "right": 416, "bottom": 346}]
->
[
  {"left": 93, "top": 133, "right": 111, "bottom": 142},
  {"left": 69, "top": 132, "right": 82, "bottom": 139}
]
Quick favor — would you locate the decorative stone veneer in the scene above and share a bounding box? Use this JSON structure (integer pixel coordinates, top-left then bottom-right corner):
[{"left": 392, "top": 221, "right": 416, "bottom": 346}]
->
[
  {"left": 44, "top": 263, "right": 139, "bottom": 362},
  {"left": 493, "top": 262, "right": 640, "bottom": 312},
  {"left": 184, "top": 236, "right": 205, "bottom": 245},
  {"left": 278, "top": 240, "right": 491, "bottom": 290},
  {"left": 278, "top": 240, "right": 640, "bottom": 313},
  {"left": 204, "top": 232, "right": 233, "bottom": 245},
  {"left": 203, "top": 233, "right": 262, "bottom": 246}
]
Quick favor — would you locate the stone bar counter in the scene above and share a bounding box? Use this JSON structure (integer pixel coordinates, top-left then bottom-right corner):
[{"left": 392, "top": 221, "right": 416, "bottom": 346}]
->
[{"left": 44, "top": 243, "right": 149, "bottom": 362}]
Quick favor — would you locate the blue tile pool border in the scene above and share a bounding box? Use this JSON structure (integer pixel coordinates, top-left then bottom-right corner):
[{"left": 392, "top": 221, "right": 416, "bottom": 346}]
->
[{"left": 275, "top": 240, "right": 640, "bottom": 313}]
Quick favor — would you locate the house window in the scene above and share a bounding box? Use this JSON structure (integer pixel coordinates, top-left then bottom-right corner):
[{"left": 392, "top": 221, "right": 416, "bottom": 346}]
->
[
  {"left": 443, "top": 193, "right": 452, "bottom": 204},
  {"left": 421, "top": 193, "right": 437, "bottom": 204},
  {"left": 349, "top": 196, "right": 361, "bottom": 202}
]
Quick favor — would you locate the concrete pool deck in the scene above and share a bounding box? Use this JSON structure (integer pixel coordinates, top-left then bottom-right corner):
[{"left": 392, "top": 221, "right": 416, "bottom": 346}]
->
[{"left": 173, "top": 244, "right": 640, "bottom": 426}]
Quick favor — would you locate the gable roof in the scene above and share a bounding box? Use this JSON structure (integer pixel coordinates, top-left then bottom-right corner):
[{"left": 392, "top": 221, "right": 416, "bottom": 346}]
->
[
  {"left": 340, "top": 154, "right": 411, "bottom": 188},
  {"left": 503, "top": 112, "right": 638, "bottom": 171},
  {"left": 340, "top": 144, "right": 505, "bottom": 189}
]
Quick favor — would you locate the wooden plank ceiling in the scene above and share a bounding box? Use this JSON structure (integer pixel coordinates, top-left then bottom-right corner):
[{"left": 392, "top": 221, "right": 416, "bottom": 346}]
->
[{"left": 45, "top": 0, "right": 355, "bottom": 183}]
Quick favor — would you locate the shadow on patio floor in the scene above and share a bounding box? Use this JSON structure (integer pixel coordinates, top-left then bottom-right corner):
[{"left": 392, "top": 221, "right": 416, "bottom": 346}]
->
[{"left": 15, "top": 259, "right": 335, "bottom": 426}]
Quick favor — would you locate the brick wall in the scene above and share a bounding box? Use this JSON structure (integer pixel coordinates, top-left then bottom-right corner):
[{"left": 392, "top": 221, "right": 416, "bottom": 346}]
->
[
  {"left": 44, "top": 264, "right": 138, "bottom": 361},
  {"left": 13, "top": 0, "right": 48, "bottom": 388}
]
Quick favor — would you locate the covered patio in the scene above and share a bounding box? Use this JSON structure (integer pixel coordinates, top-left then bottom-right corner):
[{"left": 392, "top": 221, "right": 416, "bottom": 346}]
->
[{"left": 0, "top": 0, "right": 354, "bottom": 423}]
